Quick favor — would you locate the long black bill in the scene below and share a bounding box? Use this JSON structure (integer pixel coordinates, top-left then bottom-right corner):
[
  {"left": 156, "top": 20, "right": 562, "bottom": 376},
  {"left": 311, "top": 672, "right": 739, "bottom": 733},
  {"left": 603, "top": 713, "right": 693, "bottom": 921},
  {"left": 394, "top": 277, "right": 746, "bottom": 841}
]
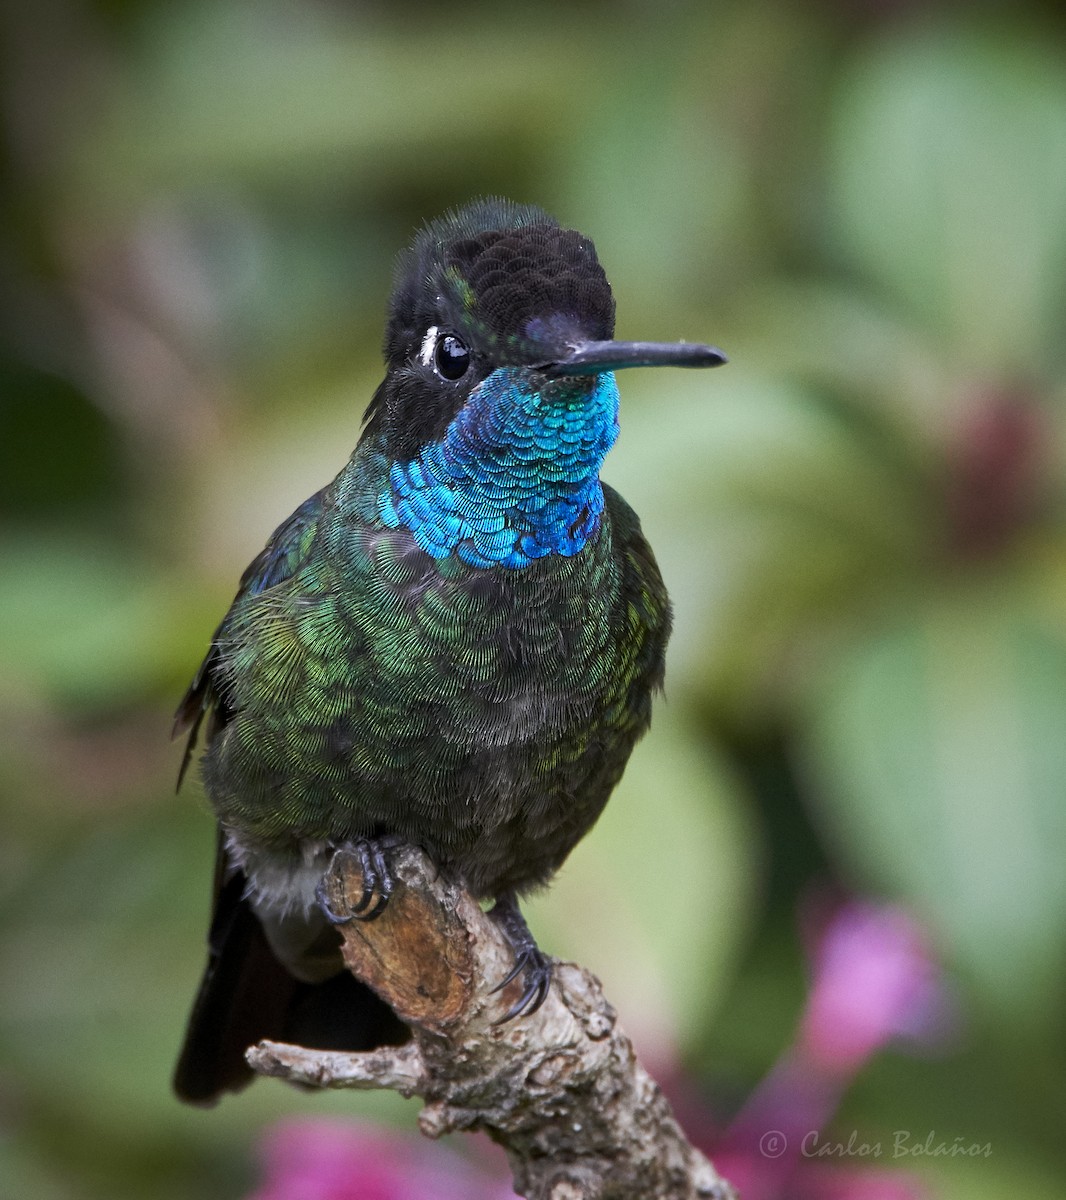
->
[{"left": 541, "top": 339, "right": 727, "bottom": 377}]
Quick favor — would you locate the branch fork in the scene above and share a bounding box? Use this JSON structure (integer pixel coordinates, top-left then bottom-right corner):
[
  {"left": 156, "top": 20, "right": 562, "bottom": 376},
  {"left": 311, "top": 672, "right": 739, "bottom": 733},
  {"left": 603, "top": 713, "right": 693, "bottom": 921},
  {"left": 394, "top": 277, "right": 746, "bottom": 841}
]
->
[{"left": 246, "top": 845, "right": 733, "bottom": 1200}]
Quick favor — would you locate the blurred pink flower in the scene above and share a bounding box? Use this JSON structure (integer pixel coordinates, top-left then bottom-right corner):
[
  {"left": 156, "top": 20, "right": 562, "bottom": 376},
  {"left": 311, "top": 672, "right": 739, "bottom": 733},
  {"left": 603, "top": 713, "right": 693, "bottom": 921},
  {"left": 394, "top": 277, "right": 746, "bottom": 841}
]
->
[
  {"left": 798, "top": 899, "right": 952, "bottom": 1073},
  {"left": 247, "top": 1117, "right": 516, "bottom": 1200},
  {"left": 707, "top": 896, "right": 954, "bottom": 1200}
]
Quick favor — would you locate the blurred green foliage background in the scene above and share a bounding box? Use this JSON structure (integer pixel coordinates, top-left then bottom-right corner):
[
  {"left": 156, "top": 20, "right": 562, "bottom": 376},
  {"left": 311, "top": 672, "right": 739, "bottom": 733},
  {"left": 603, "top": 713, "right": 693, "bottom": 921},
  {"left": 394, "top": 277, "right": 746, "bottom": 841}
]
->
[{"left": 2, "top": 1, "right": 1066, "bottom": 1196}]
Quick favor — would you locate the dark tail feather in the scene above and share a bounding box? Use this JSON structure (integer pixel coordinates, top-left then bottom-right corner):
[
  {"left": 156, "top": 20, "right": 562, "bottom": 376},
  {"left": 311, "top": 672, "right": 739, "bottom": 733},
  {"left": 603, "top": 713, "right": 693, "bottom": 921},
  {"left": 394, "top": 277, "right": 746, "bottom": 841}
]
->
[
  {"left": 174, "top": 852, "right": 409, "bottom": 1106},
  {"left": 174, "top": 868, "right": 294, "bottom": 1104}
]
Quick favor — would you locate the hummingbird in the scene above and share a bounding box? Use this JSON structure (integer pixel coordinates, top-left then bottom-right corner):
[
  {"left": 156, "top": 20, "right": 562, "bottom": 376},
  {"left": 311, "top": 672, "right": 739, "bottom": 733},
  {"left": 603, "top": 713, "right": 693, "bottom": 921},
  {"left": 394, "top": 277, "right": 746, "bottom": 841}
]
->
[{"left": 173, "top": 198, "right": 726, "bottom": 1104}]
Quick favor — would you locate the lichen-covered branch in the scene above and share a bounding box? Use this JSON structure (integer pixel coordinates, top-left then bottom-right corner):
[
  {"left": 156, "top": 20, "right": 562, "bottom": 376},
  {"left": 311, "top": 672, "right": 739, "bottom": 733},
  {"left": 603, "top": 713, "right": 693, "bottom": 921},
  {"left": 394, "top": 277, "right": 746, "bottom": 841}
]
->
[{"left": 245, "top": 845, "right": 734, "bottom": 1200}]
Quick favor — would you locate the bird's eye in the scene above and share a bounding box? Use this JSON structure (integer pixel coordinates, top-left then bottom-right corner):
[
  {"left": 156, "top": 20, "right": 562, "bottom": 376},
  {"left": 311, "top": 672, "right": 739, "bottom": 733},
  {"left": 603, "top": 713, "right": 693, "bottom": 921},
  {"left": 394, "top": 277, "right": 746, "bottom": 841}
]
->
[{"left": 434, "top": 333, "right": 471, "bottom": 381}]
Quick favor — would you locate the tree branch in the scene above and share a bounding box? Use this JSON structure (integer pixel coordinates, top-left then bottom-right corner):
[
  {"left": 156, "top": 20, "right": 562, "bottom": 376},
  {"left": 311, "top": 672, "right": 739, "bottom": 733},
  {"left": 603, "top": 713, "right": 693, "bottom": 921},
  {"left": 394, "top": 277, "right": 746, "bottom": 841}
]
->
[{"left": 245, "top": 845, "right": 735, "bottom": 1200}]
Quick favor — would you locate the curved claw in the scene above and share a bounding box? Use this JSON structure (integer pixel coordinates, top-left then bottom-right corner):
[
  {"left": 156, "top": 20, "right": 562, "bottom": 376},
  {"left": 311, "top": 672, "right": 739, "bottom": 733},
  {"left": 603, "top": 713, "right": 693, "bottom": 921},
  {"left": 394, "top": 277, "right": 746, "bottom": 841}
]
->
[
  {"left": 491, "top": 948, "right": 552, "bottom": 1025},
  {"left": 316, "top": 836, "right": 398, "bottom": 925},
  {"left": 316, "top": 875, "right": 354, "bottom": 926},
  {"left": 348, "top": 845, "right": 375, "bottom": 914},
  {"left": 349, "top": 872, "right": 376, "bottom": 915},
  {"left": 359, "top": 841, "right": 395, "bottom": 921},
  {"left": 489, "top": 955, "right": 526, "bottom": 996},
  {"left": 488, "top": 890, "right": 553, "bottom": 1024}
]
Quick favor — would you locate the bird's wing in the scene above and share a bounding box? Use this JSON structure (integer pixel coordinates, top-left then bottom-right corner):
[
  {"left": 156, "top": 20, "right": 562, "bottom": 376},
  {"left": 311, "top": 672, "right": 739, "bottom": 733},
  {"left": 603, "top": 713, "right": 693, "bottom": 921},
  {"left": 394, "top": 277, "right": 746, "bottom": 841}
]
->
[
  {"left": 602, "top": 483, "right": 672, "bottom": 693},
  {"left": 173, "top": 489, "right": 327, "bottom": 788}
]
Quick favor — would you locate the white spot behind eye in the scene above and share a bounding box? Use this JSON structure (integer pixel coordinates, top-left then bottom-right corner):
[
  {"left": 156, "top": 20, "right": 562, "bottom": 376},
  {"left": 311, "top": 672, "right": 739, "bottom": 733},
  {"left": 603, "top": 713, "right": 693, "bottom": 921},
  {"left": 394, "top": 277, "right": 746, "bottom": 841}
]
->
[{"left": 419, "top": 326, "right": 439, "bottom": 367}]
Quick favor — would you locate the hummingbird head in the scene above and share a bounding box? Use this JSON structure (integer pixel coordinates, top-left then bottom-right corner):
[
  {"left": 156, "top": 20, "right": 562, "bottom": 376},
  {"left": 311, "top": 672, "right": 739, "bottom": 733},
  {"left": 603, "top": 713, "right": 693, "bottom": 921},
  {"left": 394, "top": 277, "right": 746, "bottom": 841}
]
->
[
  {"left": 364, "top": 198, "right": 726, "bottom": 568},
  {"left": 367, "top": 197, "right": 725, "bottom": 461}
]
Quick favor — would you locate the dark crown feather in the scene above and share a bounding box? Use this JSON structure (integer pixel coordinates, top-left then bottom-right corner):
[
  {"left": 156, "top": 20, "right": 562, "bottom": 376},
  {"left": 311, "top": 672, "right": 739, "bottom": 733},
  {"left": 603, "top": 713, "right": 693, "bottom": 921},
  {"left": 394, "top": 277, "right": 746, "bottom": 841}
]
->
[{"left": 384, "top": 197, "right": 615, "bottom": 365}]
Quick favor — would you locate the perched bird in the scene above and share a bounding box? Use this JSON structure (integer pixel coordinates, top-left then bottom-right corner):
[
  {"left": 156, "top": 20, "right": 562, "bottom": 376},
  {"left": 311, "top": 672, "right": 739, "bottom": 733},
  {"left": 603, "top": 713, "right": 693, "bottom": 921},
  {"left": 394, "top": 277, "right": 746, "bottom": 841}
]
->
[{"left": 173, "top": 198, "right": 725, "bottom": 1104}]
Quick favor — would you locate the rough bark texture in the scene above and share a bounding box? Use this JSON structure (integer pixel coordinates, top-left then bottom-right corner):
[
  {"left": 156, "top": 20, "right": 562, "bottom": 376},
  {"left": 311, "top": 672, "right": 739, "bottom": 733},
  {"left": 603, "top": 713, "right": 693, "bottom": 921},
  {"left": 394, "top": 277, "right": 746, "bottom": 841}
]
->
[{"left": 246, "top": 845, "right": 735, "bottom": 1200}]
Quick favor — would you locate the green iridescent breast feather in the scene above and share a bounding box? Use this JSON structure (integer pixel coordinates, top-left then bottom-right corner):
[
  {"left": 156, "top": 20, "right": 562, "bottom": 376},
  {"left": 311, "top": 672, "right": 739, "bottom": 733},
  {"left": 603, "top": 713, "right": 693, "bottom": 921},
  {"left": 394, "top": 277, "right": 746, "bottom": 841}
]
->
[{"left": 183, "top": 458, "right": 669, "bottom": 895}]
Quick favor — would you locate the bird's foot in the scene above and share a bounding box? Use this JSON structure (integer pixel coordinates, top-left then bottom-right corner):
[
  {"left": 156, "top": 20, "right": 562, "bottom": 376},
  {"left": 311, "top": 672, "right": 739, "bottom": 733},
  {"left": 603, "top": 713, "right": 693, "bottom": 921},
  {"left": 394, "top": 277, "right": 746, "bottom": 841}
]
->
[
  {"left": 489, "top": 891, "right": 553, "bottom": 1023},
  {"left": 316, "top": 835, "right": 401, "bottom": 925}
]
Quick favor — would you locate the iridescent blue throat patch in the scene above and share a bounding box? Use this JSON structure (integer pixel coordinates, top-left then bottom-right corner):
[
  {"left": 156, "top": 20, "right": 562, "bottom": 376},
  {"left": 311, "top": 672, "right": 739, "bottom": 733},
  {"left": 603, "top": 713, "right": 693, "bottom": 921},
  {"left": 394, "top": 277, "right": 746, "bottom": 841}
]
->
[{"left": 379, "top": 368, "right": 620, "bottom": 568}]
